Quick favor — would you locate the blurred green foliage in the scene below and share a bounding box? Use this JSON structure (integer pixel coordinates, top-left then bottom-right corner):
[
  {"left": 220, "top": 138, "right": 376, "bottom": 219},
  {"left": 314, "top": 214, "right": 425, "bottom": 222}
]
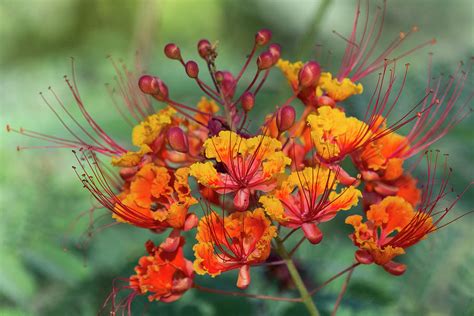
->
[{"left": 1, "top": 0, "right": 473, "bottom": 315}]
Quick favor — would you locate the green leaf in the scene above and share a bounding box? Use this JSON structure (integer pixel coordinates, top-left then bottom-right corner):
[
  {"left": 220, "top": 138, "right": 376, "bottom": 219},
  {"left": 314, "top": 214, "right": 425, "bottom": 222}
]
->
[{"left": 0, "top": 248, "right": 36, "bottom": 306}]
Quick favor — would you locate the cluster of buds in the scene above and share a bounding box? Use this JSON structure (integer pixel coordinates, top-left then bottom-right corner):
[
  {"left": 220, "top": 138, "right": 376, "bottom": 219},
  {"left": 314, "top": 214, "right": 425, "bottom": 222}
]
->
[{"left": 9, "top": 2, "right": 472, "bottom": 315}]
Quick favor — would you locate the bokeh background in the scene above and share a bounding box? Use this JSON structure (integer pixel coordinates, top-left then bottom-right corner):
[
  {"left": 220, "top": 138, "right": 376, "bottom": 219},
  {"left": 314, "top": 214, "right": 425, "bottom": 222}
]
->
[{"left": 1, "top": 0, "right": 473, "bottom": 315}]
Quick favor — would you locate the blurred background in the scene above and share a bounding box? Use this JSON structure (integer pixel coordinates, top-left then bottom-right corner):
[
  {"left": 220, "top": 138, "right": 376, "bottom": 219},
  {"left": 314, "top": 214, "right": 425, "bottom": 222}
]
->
[{"left": 1, "top": 0, "right": 473, "bottom": 315}]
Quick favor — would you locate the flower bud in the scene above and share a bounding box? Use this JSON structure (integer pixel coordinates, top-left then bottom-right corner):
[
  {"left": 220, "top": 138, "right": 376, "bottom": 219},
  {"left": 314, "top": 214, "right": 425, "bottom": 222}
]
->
[
  {"left": 383, "top": 261, "right": 407, "bottom": 276},
  {"left": 234, "top": 188, "right": 250, "bottom": 211},
  {"left": 216, "top": 71, "right": 236, "bottom": 99},
  {"left": 257, "top": 51, "right": 274, "bottom": 70},
  {"left": 355, "top": 249, "right": 374, "bottom": 264},
  {"left": 276, "top": 105, "right": 296, "bottom": 132},
  {"left": 197, "top": 39, "right": 212, "bottom": 59},
  {"left": 317, "top": 95, "right": 336, "bottom": 107},
  {"left": 298, "top": 61, "right": 321, "bottom": 88},
  {"left": 268, "top": 43, "right": 281, "bottom": 63},
  {"left": 161, "top": 229, "right": 181, "bottom": 253},
  {"left": 185, "top": 61, "right": 199, "bottom": 78},
  {"left": 241, "top": 91, "right": 255, "bottom": 112},
  {"left": 255, "top": 29, "right": 272, "bottom": 46},
  {"left": 167, "top": 127, "right": 189, "bottom": 153},
  {"left": 183, "top": 213, "right": 198, "bottom": 231},
  {"left": 138, "top": 75, "right": 169, "bottom": 101},
  {"left": 164, "top": 43, "right": 181, "bottom": 60},
  {"left": 301, "top": 223, "right": 323, "bottom": 244},
  {"left": 237, "top": 264, "right": 251, "bottom": 289},
  {"left": 119, "top": 167, "right": 138, "bottom": 181}
]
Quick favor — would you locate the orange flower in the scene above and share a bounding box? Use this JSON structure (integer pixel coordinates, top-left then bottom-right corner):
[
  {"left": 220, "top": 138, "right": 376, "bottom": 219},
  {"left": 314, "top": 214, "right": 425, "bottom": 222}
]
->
[
  {"left": 190, "top": 131, "right": 291, "bottom": 211},
  {"left": 114, "top": 163, "right": 198, "bottom": 231},
  {"left": 346, "top": 196, "right": 434, "bottom": 275},
  {"left": 260, "top": 166, "right": 361, "bottom": 244},
  {"left": 193, "top": 209, "right": 277, "bottom": 289},
  {"left": 129, "top": 238, "right": 194, "bottom": 303},
  {"left": 307, "top": 106, "right": 374, "bottom": 163}
]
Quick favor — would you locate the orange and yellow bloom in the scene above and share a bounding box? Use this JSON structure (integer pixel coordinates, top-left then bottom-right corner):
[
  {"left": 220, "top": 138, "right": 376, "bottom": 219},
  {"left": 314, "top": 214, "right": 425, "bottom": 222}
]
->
[
  {"left": 260, "top": 166, "right": 361, "bottom": 244},
  {"left": 193, "top": 208, "right": 277, "bottom": 289},
  {"left": 129, "top": 238, "right": 194, "bottom": 303},
  {"left": 9, "top": 3, "right": 472, "bottom": 313},
  {"left": 190, "top": 131, "right": 291, "bottom": 210},
  {"left": 346, "top": 195, "right": 434, "bottom": 275}
]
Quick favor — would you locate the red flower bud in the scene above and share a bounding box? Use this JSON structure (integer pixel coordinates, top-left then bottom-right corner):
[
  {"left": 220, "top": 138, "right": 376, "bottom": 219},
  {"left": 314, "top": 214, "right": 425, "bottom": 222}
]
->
[
  {"left": 276, "top": 105, "right": 296, "bottom": 132},
  {"left": 119, "top": 167, "right": 138, "bottom": 181},
  {"left": 216, "top": 71, "right": 236, "bottom": 99},
  {"left": 302, "top": 223, "right": 323, "bottom": 244},
  {"left": 197, "top": 39, "right": 212, "bottom": 59},
  {"left": 185, "top": 61, "right": 199, "bottom": 78},
  {"left": 241, "top": 91, "right": 255, "bottom": 112},
  {"left": 164, "top": 43, "right": 181, "bottom": 60},
  {"left": 183, "top": 213, "right": 198, "bottom": 231},
  {"left": 268, "top": 43, "right": 281, "bottom": 63},
  {"left": 237, "top": 264, "right": 251, "bottom": 289},
  {"left": 355, "top": 249, "right": 374, "bottom": 264},
  {"left": 383, "top": 261, "right": 407, "bottom": 276},
  {"left": 317, "top": 95, "right": 336, "bottom": 107},
  {"left": 167, "top": 126, "right": 189, "bottom": 153},
  {"left": 138, "top": 75, "right": 169, "bottom": 101},
  {"left": 234, "top": 188, "right": 250, "bottom": 211},
  {"left": 255, "top": 29, "right": 272, "bottom": 46},
  {"left": 298, "top": 61, "right": 321, "bottom": 88},
  {"left": 257, "top": 51, "right": 274, "bottom": 70}
]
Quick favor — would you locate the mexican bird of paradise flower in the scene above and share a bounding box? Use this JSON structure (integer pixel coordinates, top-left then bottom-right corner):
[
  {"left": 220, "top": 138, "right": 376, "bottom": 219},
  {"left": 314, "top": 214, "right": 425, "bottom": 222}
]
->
[
  {"left": 189, "top": 130, "right": 291, "bottom": 211},
  {"left": 104, "top": 238, "right": 194, "bottom": 314},
  {"left": 193, "top": 208, "right": 277, "bottom": 289},
  {"left": 7, "top": 1, "right": 473, "bottom": 315},
  {"left": 346, "top": 152, "right": 472, "bottom": 276},
  {"left": 260, "top": 166, "right": 362, "bottom": 244}
]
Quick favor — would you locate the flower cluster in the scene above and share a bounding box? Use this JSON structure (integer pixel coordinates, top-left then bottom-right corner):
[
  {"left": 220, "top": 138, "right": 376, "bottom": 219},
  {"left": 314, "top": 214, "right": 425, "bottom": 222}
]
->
[{"left": 9, "top": 2, "right": 472, "bottom": 315}]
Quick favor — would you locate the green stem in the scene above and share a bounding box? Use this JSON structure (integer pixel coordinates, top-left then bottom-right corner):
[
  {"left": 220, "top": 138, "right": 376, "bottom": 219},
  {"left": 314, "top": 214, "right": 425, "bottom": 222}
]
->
[{"left": 275, "top": 237, "right": 320, "bottom": 316}]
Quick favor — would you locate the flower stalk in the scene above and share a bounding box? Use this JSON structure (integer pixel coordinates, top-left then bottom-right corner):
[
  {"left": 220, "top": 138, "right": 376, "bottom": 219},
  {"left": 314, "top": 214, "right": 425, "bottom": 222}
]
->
[{"left": 275, "top": 236, "right": 320, "bottom": 316}]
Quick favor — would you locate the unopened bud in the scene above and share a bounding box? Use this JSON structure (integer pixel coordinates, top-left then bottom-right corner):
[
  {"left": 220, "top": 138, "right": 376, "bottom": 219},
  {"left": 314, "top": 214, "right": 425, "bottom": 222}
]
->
[
  {"left": 257, "top": 51, "right": 274, "bottom": 70},
  {"left": 167, "top": 127, "right": 189, "bottom": 153},
  {"left": 355, "top": 250, "right": 374, "bottom": 264},
  {"left": 298, "top": 61, "right": 321, "bottom": 87},
  {"left": 197, "top": 39, "right": 212, "bottom": 59},
  {"left": 301, "top": 223, "right": 323, "bottom": 244},
  {"left": 185, "top": 61, "right": 199, "bottom": 78},
  {"left": 317, "top": 95, "right": 336, "bottom": 107},
  {"left": 276, "top": 105, "right": 296, "bottom": 132},
  {"left": 383, "top": 261, "right": 407, "bottom": 276},
  {"left": 183, "top": 213, "right": 198, "bottom": 231},
  {"left": 241, "top": 91, "right": 255, "bottom": 112},
  {"left": 138, "top": 75, "right": 169, "bottom": 100},
  {"left": 234, "top": 188, "right": 250, "bottom": 211},
  {"left": 164, "top": 43, "right": 181, "bottom": 60},
  {"left": 119, "top": 167, "right": 138, "bottom": 181},
  {"left": 237, "top": 265, "right": 251, "bottom": 289},
  {"left": 268, "top": 43, "right": 281, "bottom": 63},
  {"left": 255, "top": 29, "right": 272, "bottom": 46},
  {"left": 216, "top": 71, "right": 236, "bottom": 99}
]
